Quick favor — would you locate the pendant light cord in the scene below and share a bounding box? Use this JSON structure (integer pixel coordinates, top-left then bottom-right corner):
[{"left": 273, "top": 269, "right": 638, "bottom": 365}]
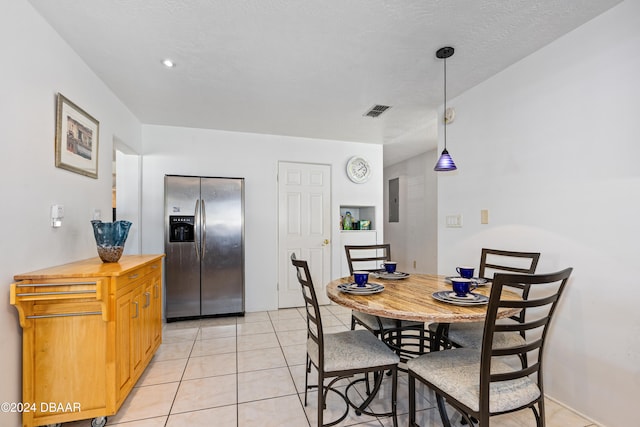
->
[
  {"left": 443, "top": 55, "right": 447, "bottom": 150},
  {"left": 433, "top": 46, "right": 457, "bottom": 171}
]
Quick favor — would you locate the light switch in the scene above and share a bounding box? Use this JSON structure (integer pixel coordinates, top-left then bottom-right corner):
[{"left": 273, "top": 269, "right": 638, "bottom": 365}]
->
[
  {"left": 51, "top": 204, "right": 64, "bottom": 228},
  {"left": 480, "top": 209, "right": 489, "bottom": 224},
  {"left": 446, "top": 214, "right": 463, "bottom": 228}
]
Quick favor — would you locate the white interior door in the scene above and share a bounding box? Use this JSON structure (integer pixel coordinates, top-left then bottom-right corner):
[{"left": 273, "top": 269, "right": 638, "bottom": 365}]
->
[{"left": 278, "top": 162, "right": 331, "bottom": 307}]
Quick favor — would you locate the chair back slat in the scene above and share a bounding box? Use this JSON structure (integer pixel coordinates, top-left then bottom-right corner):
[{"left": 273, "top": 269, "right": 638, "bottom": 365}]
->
[
  {"left": 478, "top": 249, "right": 540, "bottom": 326},
  {"left": 479, "top": 268, "right": 573, "bottom": 411},
  {"left": 495, "top": 316, "right": 547, "bottom": 333},
  {"left": 491, "top": 363, "right": 540, "bottom": 383},
  {"left": 344, "top": 244, "right": 391, "bottom": 274},
  {"left": 479, "top": 248, "right": 540, "bottom": 280},
  {"left": 492, "top": 339, "right": 543, "bottom": 358}
]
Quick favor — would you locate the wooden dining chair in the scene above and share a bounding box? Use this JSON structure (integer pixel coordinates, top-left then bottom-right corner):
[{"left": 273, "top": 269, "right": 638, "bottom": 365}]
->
[
  {"left": 344, "top": 244, "right": 426, "bottom": 361},
  {"left": 431, "top": 248, "right": 541, "bottom": 358},
  {"left": 291, "top": 253, "right": 399, "bottom": 427},
  {"left": 408, "top": 267, "right": 573, "bottom": 427}
]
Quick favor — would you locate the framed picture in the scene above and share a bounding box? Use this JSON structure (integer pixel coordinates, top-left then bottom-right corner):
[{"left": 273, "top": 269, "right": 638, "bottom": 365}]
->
[{"left": 55, "top": 93, "right": 99, "bottom": 178}]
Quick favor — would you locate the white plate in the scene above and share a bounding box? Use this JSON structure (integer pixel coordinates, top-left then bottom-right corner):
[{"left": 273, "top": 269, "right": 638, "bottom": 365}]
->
[
  {"left": 446, "top": 292, "right": 480, "bottom": 301},
  {"left": 339, "top": 282, "right": 383, "bottom": 290},
  {"left": 432, "top": 291, "right": 488, "bottom": 306},
  {"left": 338, "top": 282, "right": 385, "bottom": 295},
  {"left": 370, "top": 271, "right": 410, "bottom": 280}
]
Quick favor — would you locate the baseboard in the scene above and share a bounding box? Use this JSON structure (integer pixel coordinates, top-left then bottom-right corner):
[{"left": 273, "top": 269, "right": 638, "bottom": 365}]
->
[{"left": 545, "top": 394, "right": 606, "bottom": 427}]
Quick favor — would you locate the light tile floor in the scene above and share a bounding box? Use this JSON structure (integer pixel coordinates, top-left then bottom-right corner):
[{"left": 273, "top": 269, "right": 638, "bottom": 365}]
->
[{"left": 63, "top": 305, "right": 598, "bottom": 427}]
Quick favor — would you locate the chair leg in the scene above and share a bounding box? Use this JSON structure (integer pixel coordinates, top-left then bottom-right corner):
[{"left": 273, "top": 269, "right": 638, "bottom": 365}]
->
[
  {"left": 432, "top": 323, "right": 451, "bottom": 352},
  {"left": 408, "top": 373, "right": 417, "bottom": 427},
  {"left": 304, "top": 355, "right": 311, "bottom": 406},
  {"left": 355, "top": 370, "right": 385, "bottom": 415},
  {"left": 536, "top": 398, "right": 546, "bottom": 427},
  {"left": 435, "top": 393, "right": 453, "bottom": 427},
  {"left": 460, "top": 415, "right": 479, "bottom": 425},
  {"left": 391, "top": 367, "right": 398, "bottom": 427},
  {"left": 460, "top": 412, "right": 476, "bottom": 426},
  {"left": 317, "top": 371, "right": 324, "bottom": 427},
  {"left": 364, "top": 371, "right": 371, "bottom": 395}
]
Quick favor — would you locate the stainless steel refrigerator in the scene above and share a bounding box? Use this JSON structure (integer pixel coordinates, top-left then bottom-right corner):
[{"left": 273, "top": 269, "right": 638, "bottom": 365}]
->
[{"left": 164, "top": 175, "right": 245, "bottom": 321}]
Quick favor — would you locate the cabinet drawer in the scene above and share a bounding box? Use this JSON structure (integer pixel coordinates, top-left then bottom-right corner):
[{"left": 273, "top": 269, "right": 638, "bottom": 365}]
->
[
  {"left": 116, "top": 267, "right": 146, "bottom": 290},
  {"left": 115, "top": 260, "right": 161, "bottom": 293},
  {"left": 147, "top": 260, "right": 161, "bottom": 276}
]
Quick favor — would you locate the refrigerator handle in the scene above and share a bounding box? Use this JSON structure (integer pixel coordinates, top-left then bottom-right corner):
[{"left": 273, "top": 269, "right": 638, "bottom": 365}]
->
[
  {"left": 201, "top": 199, "right": 207, "bottom": 258},
  {"left": 194, "top": 199, "right": 201, "bottom": 261}
]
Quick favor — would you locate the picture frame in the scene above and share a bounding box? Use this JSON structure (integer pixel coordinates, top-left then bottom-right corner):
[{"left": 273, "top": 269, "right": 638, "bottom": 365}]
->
[{"left": 55, "top": 93, "right": 99, "bottom": 178}]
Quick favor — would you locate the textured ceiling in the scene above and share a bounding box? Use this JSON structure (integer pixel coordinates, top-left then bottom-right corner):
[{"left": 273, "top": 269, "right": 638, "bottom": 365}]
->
[{"left": 28, "top": 0, "right": 621, "bottom": 166}]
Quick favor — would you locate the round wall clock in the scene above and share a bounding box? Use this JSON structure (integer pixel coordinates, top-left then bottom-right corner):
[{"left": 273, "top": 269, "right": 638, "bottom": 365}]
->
[{"left": 346, "top": 156, "right": 372, "bottom": 183}]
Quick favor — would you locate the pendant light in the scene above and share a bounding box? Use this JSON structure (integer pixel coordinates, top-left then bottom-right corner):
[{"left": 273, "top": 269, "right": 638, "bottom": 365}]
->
[{"left": 434, "top": 46, "right": 457, "bottom": 172}]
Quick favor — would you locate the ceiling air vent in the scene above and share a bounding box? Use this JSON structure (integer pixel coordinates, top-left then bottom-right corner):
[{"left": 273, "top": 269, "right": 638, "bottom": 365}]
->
[{"left": 363, "top": 104, "right": 391, "bottom": 118}]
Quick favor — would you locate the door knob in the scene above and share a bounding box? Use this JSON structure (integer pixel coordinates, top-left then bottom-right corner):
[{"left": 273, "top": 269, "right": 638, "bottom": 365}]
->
[{"left": 323, "top": 239, "right": 330, "bottom": 246}]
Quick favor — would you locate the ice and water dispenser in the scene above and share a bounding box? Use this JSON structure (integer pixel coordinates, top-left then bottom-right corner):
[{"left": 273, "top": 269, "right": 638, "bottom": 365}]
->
[{"left": 169, "top": 216, "right": 195, "bottom": 242}]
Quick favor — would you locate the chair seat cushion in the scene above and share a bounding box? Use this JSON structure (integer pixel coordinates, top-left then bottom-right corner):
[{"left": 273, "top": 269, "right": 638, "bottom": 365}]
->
[
  {"left": 308, "top": 329, "right": 400, "bottom": 373},
  {"left": 407, "top": 348, "right": 540, "bottom": 413},
  {"left": 429, "top": 322, "right": 526, "bottom": 349},
  {"left": 353, "top": 311, "right": 423, "bottom": 332}
]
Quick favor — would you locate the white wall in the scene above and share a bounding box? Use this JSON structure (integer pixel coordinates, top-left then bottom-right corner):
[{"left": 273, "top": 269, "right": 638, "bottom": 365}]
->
[
  {"left": 0, "top": 1, "right": 142, "bottom": 424},
  {"left": 140, "top": 125, "right": 383, "bottom": 312},
  {"left": 115, "top": 149, "right": 142, "bottom": 254},
  {"left": 437, "top": 1, "right": 640, "bottom": 426},
  {"left": 383, "top": 150, "right": 439, "bottom": 274}
]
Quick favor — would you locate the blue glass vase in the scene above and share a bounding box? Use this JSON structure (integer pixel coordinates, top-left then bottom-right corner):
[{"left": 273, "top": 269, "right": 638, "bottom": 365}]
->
[{"left": 91, "top": 220, "right": 132, "bottom": 263}]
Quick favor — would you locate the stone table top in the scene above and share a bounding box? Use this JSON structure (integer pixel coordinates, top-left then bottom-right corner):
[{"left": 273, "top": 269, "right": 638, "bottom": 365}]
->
[{"left": 327, "top": 274, "right": 521, "bottom": 323}]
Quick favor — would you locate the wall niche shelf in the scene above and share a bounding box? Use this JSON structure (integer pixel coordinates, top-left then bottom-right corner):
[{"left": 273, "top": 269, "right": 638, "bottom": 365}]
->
[{"left": 340, "top": 205, "right": 375, "bottom": 231}]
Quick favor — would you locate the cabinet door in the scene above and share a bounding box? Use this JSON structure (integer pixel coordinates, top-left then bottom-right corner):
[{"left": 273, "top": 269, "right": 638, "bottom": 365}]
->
[
  {"left": 131, "top": 286, "right": 144, "bottom": 376},
  {"left": 150, "top": 270, "right": 162, "bottom": 347},
  {"left": 141, "top": 278, "right": 154, "bottom": 361},
  {"left": 115, "top": 289, "right": 134, "bottom": 400}
]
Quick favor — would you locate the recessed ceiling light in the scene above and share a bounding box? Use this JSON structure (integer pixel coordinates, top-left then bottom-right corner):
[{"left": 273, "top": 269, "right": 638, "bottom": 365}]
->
[{"left": 161, "top": 59, "right": 175, "bottom": 68}]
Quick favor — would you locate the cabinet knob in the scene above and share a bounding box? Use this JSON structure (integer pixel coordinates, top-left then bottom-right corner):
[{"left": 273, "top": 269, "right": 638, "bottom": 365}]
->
[{"left": 323, "top": 239, "right": 330, "bottom": 246}]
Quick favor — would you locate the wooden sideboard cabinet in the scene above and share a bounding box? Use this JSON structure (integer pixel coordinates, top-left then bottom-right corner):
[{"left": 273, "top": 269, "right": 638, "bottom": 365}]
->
[{"left": 10, "top": 254, "right": 164, "bottom": 427}]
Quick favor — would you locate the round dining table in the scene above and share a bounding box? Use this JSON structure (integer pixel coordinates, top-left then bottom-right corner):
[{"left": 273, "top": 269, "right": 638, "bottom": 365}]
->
[{"left": 326, "top": 273, "right": 521, "bottom": 323}]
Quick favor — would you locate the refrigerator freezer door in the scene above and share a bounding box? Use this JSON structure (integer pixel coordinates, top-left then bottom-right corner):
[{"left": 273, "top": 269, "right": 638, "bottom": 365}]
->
[
  {"left": 165, "top": 175, "right": 202, "bottom": 319},
  {"left": 200, "top": 177, "right": 245, "bottom": 316}
]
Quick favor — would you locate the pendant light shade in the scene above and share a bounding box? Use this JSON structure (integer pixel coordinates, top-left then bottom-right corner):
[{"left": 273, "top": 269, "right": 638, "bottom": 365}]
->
[
  {"left": 434, "top": 46, "right": 457, "bottom": 172},
  {"left": 434, "top": 148, "right": 457, "bottom": 171}
]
